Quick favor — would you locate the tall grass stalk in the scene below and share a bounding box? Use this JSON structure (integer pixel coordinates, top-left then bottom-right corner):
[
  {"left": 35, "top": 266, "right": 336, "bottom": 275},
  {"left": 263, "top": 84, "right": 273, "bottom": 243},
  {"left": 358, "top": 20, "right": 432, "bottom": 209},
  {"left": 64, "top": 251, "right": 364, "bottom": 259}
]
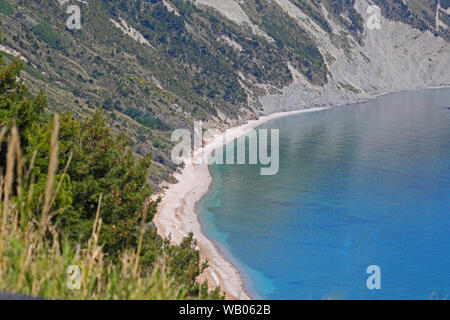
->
[{"left": 0, "top": 121, "right": 186, "bottom": 300}]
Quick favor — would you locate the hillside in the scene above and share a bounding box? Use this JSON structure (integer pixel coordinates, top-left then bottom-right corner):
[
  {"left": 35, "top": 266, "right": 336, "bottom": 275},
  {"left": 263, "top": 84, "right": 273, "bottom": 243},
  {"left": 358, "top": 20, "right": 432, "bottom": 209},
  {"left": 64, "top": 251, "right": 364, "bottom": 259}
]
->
[{"left": 0, "top": 0, "right": 449, "bottom": 186}]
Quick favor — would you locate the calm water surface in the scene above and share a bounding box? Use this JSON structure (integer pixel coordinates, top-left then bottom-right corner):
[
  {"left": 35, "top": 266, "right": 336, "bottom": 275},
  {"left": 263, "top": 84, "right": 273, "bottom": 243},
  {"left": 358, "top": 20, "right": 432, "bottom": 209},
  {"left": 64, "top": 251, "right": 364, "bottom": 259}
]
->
[{"left": 199, "top": 89, "right": 450, "bottom": 299}]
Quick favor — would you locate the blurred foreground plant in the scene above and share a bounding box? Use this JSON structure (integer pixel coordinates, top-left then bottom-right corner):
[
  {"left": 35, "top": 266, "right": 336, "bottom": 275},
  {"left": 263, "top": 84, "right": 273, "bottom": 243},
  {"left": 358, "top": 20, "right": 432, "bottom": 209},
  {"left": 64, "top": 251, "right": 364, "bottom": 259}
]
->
[{"left": 0, "top": 117, "right": 185, "bottom": 299}]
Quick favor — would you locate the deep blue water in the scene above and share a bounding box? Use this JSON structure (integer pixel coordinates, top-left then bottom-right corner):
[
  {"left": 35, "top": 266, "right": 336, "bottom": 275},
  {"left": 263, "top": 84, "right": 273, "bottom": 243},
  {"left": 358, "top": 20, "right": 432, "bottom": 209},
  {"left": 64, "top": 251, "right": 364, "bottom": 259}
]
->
[{"left": 199, "top": 89, "right": 450, "bottom": 300}]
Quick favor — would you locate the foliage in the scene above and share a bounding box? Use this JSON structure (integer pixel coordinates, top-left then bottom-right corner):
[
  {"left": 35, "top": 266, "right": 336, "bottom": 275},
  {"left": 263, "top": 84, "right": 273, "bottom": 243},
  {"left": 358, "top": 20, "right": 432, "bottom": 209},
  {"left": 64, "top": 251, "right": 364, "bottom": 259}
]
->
[
  {"left": 240, "top": 0, "right": 328, "bottom": 85},
  {"left": 322, "top": 0, "right": 364, "bottom": 43},
  {"left": 291, "top": 0, "right": 332, "bottom": 34},
  {"left": 0, "top": 51, "right": 46, "bottom": 146},
  {"left": 0, "top": 40, "right": 223, "bottom": 299},
  {"left": 372, "top": 0, "right": 449, "bottom": 40},
  {"left": 0, "top": 0, "right": 13, "bottom": 16},
  {"left": 124, "top": 106, "right": 170, "bottom": 131},
  {"left": 32, "top": 22, "right": 62, "bottom": 49},
  {"left": 1, "top": 0, "right": 447, "bottom": 189},
  {"left": 0, "top": 124, "right": 184, "bottom": 299}
]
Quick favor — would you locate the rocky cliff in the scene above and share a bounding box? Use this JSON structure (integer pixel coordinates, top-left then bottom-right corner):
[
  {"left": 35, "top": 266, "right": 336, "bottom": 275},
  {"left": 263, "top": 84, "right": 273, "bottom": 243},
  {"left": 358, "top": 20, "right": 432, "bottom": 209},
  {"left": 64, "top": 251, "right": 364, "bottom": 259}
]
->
[
  {"left": 190, "top": 0, "right": 450, "bottom": 114},
  {"left": 1, "top": 0, "right": 449, "bottom": 183}
]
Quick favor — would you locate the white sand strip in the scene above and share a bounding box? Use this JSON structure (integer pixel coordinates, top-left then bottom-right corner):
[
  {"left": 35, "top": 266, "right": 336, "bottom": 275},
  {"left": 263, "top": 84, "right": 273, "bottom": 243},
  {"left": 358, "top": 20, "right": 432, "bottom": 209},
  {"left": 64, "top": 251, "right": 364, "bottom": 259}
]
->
[{"left": 153, "top": 107, "right": 329, "bottom": 300}]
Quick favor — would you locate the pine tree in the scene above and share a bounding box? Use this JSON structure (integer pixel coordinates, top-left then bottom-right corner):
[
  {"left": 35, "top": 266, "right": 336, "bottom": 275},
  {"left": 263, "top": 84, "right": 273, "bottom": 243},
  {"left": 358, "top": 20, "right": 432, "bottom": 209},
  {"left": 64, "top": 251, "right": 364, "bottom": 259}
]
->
[{"left": 0, "top": 32, "right": 46, "bottom": 155}]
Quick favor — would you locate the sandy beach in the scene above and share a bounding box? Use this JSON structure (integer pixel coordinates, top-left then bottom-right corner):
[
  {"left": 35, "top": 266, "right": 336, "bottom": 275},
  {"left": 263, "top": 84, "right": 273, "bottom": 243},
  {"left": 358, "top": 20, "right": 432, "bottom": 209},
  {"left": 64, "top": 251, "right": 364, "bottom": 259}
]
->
[
  {"left": 153, "top": 86, "right": 450, "bottom": 300},
  {"left": 153, "top": 107, "right": 329, "bottom": 300}
]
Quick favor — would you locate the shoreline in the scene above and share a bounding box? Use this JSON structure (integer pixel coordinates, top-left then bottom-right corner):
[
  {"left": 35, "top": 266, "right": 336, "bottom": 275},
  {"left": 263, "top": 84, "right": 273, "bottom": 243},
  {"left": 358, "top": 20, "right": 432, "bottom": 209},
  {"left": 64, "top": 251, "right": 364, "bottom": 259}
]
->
[
  {"left": 153, "top": 86, "right": 450, "bottom": 300},
  {"left": 153, "top": 107, "right": 329, "bottom": 300}
]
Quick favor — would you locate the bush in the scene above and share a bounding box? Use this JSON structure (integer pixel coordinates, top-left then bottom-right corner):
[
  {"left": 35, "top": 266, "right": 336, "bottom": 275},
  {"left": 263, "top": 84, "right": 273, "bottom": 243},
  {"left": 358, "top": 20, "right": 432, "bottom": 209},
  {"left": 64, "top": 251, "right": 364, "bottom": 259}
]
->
[
  {"left": 33, "top": 22, "right": 61, "bottom": 49},
  {"left": 0, "top": 121, "right": 185, "bottom": 299},
  {"left": 0, "top": 39, "right": 223, "bottom": 299}
]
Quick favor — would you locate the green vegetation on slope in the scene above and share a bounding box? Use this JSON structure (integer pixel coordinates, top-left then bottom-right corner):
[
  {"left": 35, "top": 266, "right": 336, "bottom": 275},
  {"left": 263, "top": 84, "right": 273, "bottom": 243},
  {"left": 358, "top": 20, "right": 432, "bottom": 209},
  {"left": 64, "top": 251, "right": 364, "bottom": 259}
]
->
[
  {"left": 0, "top": 0, "right": 447, "bottom": 189},
  {"left": 0, "top": 37, "right": 223, "bottom": 299},
  {"left": 32, "top": 21, "right": 63, "bottom": 49},
  {"left": 0, "top": 0, "right": 13, "bottom": 16},
  {"left": 372, "top": 0, "right": 450, "bottom": 40},
  {"left": 240, "top": 0, "right": 329, "bottom": 85},
  {"left": 0, "top": 124, "right": 184, "bottom": 299},
  {"left": 322, "top": 0, "right": 365, "bottom": 43}
]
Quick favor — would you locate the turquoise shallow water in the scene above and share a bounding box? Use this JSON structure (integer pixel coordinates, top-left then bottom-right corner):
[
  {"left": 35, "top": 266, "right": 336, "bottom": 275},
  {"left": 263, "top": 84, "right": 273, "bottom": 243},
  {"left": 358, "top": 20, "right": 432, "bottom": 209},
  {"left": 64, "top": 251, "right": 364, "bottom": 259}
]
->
[{"left": 199, "top": 89, "right": 450, "bottom": 300}]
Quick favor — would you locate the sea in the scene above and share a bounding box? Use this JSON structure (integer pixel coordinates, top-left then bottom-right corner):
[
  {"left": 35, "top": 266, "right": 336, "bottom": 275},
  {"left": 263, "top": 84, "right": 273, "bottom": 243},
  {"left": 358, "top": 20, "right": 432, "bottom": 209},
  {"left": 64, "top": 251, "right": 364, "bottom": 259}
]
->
[{"left": 199, "top": 88, "right": 450, "bottom": 300}]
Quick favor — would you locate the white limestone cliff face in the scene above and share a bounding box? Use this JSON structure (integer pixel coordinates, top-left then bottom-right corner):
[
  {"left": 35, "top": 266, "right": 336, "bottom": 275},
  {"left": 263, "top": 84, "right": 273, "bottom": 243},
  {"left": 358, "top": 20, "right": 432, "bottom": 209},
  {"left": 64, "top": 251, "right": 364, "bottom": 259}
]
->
[
  {"left": 0, "top": 44, "right": 28, "bottom": 62},
  {"left": 188, "top": 0, "right": 450, "bottom": 115},
  {"left": 273, "top": 0, "right": 339, "bottom": 58},
  {"left": 110, "top": 18, "right": 155, "bottom": 49},
  {"left": 261, "top": 0, "right": 450, "bottom": 113}
]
